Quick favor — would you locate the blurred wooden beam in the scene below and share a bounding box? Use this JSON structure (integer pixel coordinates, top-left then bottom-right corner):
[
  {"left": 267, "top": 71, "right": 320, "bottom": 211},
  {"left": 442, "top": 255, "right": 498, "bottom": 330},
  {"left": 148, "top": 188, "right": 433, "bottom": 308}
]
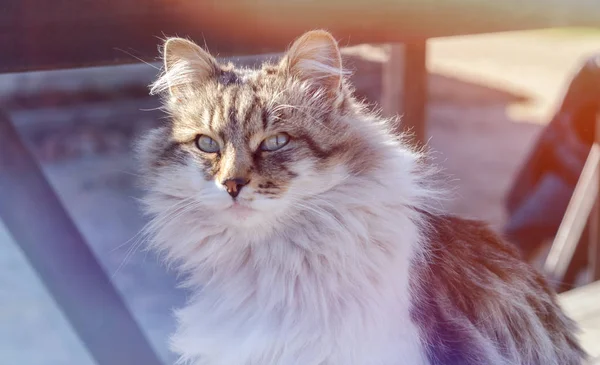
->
[
  {"left": 591, "top": 113, "right": 600, "bottom": 282},
  {"left": 2, "top": 0, "right": 599, "bottom": 73},
  {"left": 382, "top": 43, "right": 428, "bottom": 144},
  {"left": 544, "top": 144, "right": 600, "bottom": 287},
  {"left": 402, "top": 42, "right": 428, "bottom": 145},
  {"left": 590, "top": 199, "right": 600, "bottom": 282},
  {"left": 382, "top": 45, "right": 404, "bottom": 120}
]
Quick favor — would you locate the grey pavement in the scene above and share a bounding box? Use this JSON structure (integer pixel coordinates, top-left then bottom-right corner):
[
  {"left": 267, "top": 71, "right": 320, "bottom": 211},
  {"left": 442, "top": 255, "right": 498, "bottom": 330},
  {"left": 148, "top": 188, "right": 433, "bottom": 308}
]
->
[{"left": 0, "top": 154, "right": 185, "bottom": 365}]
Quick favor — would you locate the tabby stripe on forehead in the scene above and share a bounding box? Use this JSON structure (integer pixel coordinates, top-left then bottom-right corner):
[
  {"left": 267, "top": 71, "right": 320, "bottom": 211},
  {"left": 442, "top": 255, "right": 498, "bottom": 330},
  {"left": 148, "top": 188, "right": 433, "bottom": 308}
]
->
[
  {"left": 227, "top": 87, "right": 240, "bottom": 126},
  {"left": 210, "top": 95, "right": 224, "bottom": 130},
  {"left": 206, "top": 100, "right": 217, "bottom": 132},
  {"left": 242, "top": 95, "right": 260, "bottom": 126},
  {"left": 261, "top": 108, "right": 269, "bottom": 130}
]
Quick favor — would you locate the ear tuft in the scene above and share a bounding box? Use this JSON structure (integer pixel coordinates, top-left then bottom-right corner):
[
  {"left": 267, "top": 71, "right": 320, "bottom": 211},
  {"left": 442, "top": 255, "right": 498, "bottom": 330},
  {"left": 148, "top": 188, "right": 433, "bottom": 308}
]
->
[
  {"left": 281, "top": 30, "right": 344, "bottom": 94},
  {"left": 150, "top": 37, "right": 218, "bottom": 96}
]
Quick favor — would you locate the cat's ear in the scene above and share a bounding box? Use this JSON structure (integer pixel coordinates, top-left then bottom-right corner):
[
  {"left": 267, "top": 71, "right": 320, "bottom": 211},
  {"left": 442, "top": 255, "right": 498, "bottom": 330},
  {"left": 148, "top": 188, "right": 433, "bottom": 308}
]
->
[
  {"left": 281, "top": 30, "right": 344, "bottom": 97},
  {"left": 153, "top": 37, "right": 219, "bottom": 96}
]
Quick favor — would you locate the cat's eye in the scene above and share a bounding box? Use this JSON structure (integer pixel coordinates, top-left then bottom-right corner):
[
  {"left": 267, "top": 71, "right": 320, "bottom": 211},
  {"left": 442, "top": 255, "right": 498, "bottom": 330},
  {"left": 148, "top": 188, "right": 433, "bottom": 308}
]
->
[
  {"left": 195, "top": 135, "right": 220, "bottom": 153},
  {"left": 260, "top": 133, "right": 290, "bottom": 152}
]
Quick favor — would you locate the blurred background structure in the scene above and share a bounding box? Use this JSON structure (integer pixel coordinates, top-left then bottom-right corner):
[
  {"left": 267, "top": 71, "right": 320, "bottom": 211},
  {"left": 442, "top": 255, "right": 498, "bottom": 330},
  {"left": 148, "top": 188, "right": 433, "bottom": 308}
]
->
[{"left": 1, "top": 1, "right": 600, "bottom": 364}]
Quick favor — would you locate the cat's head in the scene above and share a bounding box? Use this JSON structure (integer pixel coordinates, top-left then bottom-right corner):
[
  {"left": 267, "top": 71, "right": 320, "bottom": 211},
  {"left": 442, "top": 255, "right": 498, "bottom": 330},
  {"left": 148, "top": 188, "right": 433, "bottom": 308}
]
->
[{"left": 137, "top": 30, "right": 385, "bottom": 231}]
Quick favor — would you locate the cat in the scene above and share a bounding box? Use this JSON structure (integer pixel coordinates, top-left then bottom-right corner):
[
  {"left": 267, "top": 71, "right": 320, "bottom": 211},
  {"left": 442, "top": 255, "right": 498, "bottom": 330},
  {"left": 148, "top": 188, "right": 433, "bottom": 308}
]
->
[{"left": 136, "top": 30, "right": 586, "bottom": 365}]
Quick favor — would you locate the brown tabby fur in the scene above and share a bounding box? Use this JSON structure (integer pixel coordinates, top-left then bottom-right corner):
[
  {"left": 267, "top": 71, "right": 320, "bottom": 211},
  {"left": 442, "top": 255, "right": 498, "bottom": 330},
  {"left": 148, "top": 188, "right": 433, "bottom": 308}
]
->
[{"left": 412, "top": 212, "right": 586, "bottom": 364}]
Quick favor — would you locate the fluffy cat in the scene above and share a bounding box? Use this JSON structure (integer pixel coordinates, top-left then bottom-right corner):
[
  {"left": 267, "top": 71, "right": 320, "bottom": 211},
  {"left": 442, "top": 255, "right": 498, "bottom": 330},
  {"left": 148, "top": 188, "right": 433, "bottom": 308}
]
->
[{"left": 136, "top": 30, "right": 586, "bottom": 365}]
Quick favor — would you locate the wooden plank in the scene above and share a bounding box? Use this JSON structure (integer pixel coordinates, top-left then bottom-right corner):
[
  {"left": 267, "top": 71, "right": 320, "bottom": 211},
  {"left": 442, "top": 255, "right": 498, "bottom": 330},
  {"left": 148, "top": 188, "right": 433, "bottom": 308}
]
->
[
  {"left": 0, "top": 112, "right": 164, "bottom": 365},
  {"left": 590, "top": 202, "right": 600, "bottom": 281},
  {"left": 592, "top": 113, "right": 600, "bottom": 281},
  {"left": 382, "top": 45, "right": 404, "bottom": 123},
  {"left": 559, "top": 280, "right": 600, "bottom": 362},
  {"left": 402, "top": 42, "right": 428, "bottom": 144},
  {"left": 381, "top": 43, "right": 428, "bottom": 144},
  {"left": 2, "top": 0, "right": 600, "bottom": 72},
  {"left": 381, "top": 43, "right": 428, "bottom": 143},
  {"left": 544, "top": 144, "right": 600, "bottom": 285}
]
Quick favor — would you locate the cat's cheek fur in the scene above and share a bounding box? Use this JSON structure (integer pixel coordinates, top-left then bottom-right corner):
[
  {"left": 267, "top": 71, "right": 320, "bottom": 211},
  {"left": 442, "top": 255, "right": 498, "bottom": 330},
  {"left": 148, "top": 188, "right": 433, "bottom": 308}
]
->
[
  {"left": 156, "top": 163, "right": 230, "bottom": 210},
  {"left": 283, "top": 159, "right": 349, "bottom": 200}
]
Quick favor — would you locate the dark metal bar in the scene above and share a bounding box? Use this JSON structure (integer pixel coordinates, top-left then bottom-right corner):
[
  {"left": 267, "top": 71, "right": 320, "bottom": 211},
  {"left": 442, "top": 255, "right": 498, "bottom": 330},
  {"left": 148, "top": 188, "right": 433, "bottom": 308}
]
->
[
  {"left": 402, "top": 41, "right": 428, "bottom": 144},
  {"left": 0, "top": 112, "right": 163, "bottom": 365},
  {"left": 1, "top": 0, "right": 599, "bottom": 73}
]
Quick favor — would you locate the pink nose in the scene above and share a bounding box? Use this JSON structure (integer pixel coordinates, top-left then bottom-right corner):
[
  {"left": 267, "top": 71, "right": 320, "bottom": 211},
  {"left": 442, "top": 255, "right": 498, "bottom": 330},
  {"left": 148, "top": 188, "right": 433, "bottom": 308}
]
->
[{"left": 222, "top": 178, "right": 249, "bottom": 198}]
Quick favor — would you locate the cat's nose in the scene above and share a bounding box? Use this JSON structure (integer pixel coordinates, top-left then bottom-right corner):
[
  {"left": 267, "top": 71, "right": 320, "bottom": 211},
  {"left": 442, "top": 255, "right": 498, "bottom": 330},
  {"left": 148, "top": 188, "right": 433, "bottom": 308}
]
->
[{"left": 222, "top": 177, "right": 249, "bottom": 198}]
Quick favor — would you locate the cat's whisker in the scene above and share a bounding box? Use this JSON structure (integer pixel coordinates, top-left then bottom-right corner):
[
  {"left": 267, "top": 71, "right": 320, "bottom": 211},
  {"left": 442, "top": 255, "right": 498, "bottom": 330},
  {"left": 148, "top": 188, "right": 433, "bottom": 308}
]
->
[
  {"left": 112, "top": 197, "right": 198, "bottom": 277},
  {"left": 115, "top": 169, "right": 145, "bottom": 179},
  {"left": 266, "top": 88, "right": 287, "bottom": 109},
  {"left": 140, "top": 106, "right": 165, "bottom": 112},
  {"left": 111, "top": 235, "right": 145, "bottom": 278},
  {"left": 143, "top": 199, "right": 199, "bottom": 236},
  {"left": 282, "top": 196, "right": 347, "bottom": 234},
  {"left": 269, "top": 103, "right": 335, "bottom": 133},
  {"left": 114, "top": 47, "right": 160, "bottom": 70}
]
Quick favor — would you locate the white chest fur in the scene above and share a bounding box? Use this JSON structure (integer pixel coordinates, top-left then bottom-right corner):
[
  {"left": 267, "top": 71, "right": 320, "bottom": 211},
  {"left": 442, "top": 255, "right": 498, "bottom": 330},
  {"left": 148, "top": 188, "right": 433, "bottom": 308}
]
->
[{"left": 167, "top": 205, "right": 429, "bottom": 365}]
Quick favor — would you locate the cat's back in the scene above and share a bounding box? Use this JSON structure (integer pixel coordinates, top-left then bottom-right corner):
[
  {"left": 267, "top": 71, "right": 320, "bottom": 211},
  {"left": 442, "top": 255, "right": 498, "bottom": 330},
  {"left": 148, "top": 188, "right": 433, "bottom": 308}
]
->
[{"left": 410, "top": 212, "right": 586, "bottom": 365}]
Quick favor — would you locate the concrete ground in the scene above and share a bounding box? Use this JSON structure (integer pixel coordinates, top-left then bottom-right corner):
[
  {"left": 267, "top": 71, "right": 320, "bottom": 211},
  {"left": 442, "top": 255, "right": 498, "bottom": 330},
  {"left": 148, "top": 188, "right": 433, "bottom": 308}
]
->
[
  {"left": 1, "top": 29, "right": 600, "bottom": 364},
  {"left": 0, "top": 157, "right": 185, "bottom": 365}
]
